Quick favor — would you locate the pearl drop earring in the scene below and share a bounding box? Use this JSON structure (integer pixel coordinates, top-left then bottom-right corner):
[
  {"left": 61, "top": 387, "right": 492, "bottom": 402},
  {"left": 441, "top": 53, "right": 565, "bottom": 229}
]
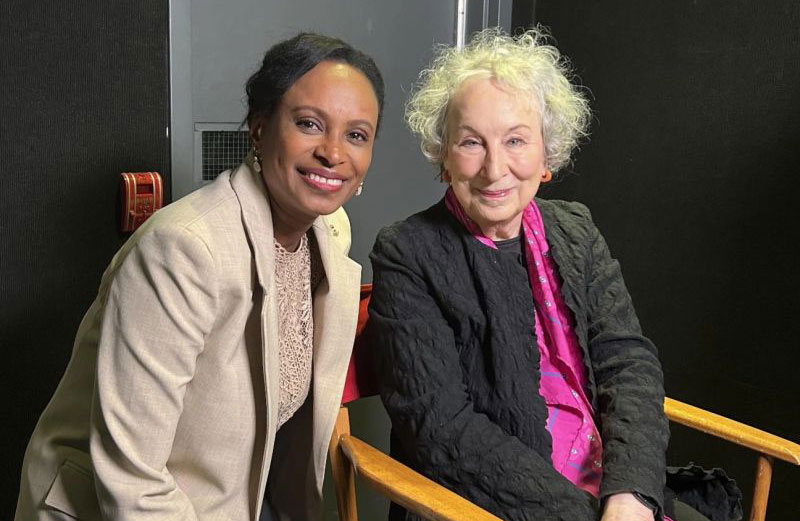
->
[{"left": 252, "top": 147, "right": 262, "bottom": 173}]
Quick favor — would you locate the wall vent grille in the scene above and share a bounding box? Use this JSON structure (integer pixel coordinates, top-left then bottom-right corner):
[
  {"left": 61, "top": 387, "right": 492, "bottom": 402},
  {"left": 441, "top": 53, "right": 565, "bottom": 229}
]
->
[{"left": 200, "top": 129, "right": 250, "bottom": 181}]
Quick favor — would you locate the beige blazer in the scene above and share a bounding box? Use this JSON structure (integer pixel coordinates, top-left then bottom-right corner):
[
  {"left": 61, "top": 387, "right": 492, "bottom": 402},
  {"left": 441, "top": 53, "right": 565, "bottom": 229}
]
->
[{"left": 15, "top": 164, "right": 361, "bottom": 521}]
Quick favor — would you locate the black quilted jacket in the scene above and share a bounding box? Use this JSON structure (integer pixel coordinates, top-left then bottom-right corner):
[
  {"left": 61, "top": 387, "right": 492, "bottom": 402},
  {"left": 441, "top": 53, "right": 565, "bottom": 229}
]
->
[{"left": 367, "top": 198, "right": 669, "bottom": 521}]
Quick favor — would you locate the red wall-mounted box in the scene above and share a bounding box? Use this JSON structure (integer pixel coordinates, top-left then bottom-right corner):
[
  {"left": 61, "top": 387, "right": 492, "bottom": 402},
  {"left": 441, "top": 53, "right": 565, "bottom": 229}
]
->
[{"left": 119, "top": 172, "right": 163, "bottom": 232}]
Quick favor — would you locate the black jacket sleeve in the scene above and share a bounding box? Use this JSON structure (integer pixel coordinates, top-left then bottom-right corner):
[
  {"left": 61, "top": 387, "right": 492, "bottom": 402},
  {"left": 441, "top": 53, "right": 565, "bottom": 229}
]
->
[
  {"left": 368, "top": 226, "right": 599, "bottom": 521},
  {"left": 577, "top": 205, "right": 669, "bottom": 514}
]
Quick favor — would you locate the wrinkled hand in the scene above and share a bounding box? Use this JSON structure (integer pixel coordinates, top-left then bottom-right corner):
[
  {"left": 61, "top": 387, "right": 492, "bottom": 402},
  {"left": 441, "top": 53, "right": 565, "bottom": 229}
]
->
[{"left": 600, "top": 493, "right": 655, "bottom": 521}]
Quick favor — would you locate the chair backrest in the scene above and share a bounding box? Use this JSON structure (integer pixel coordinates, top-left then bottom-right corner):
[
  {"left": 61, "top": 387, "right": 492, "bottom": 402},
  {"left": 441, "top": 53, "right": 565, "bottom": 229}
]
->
[
  {"left": 341, "top": 284, "right": 378, "bottom": 404},
  {"left": 330, "top": 285, "right": 504, "bottom": 521}
]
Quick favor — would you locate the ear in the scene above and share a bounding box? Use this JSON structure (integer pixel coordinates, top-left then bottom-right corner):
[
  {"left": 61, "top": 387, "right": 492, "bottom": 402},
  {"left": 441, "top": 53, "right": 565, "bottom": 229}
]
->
[
  {"left": 441, "top": 166, "right": 451, "bottom": 183},
  {"left": 248, "top": 118, "right": 263, "bottom": 145},
  {"left": 541, "top": 169, "right": 553, "bottom": 183},
  {"left": 440, "top": 149, "right": 452, "bottom": 183}
]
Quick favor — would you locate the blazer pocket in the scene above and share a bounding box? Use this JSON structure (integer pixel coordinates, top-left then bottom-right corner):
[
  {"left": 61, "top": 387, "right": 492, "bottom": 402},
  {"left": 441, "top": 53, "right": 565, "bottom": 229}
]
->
[{"left": 44, "top": 459, "right": 102, "bottom": 521}]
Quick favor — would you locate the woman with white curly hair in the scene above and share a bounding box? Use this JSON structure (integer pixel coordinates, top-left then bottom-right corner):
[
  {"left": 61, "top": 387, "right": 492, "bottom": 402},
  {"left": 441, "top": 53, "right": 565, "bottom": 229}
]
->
[{"left": 367, "top": 28, "right": 726, "bottom": 521}]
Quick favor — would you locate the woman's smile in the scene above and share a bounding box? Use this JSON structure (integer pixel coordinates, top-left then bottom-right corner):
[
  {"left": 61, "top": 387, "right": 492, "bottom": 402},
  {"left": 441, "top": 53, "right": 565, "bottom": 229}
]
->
[
  {"left": 298, "top": 166, "right": 347, "bottom": 192},
  {"left": 476, "top": 187, "right": 513, "bottom": 201}
]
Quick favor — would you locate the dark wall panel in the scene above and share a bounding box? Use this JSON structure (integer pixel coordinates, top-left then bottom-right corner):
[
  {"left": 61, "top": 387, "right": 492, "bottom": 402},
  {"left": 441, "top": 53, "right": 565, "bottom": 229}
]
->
[
  {"left": 527, "top": 1, "right": 800, "bottom": 518},
  {"left": 0, "top": 0, "right": 169, "bottom": 516}
]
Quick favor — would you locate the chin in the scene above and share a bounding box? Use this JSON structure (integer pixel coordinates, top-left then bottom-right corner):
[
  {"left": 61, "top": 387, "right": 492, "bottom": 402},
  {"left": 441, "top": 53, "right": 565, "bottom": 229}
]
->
[
  {"left": 303, "top": 195, "right": 349, "bottom": 217},
  {"left": 310, "top": 203, "right": 343, "bottom": 216},
  {"left": 478, "top": 205, "right": 516, "bottom": 221}
]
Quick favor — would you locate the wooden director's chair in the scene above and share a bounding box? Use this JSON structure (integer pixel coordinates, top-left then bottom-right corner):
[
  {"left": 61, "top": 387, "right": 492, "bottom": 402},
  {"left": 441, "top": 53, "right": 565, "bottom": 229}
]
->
[{"left": 329, "top": 284, "right": 800, "bottom": 521}]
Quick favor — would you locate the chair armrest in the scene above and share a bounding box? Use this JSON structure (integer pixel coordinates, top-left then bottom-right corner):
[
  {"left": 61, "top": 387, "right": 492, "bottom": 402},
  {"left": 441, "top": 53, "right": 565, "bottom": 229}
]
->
[
  {"left": 339, "top": 434, "right": 503, "bottom": 521},
  {"left": 665, "top": 397, "right": 800, "bottom": 465}
]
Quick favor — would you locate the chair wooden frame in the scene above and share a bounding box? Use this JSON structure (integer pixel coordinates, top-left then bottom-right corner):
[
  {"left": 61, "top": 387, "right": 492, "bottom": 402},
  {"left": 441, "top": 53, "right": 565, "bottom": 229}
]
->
[
  {"left": 664, "top": 398, "right": 800, "bottom": 521},
  {"left": 329, "top": 284, "right": 800, "bottom": 521}
]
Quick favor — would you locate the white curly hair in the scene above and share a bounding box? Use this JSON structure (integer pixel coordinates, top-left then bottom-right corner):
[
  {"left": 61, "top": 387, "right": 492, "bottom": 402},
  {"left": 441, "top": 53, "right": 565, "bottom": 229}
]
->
[{"left": 405, "top": 26, "right": 591, "bottom": 175}]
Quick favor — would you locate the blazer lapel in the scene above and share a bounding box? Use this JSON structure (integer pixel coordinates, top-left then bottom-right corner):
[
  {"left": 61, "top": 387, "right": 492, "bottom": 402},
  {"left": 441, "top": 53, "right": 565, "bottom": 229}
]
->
[
  {"left": 231, "top": 160, "right": 361, "bottom": 500},
  {"left": 309, "top": 214, "right": 361, "bottom": 493},
  {"left": 229, "top": 163, "right": 281, "bottom": 512}
]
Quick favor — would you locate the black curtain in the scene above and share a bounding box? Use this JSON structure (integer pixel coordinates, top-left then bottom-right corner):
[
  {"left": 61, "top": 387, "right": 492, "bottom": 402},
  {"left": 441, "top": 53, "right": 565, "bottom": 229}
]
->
[
  {"left": 0, "top": 1, "right": 170, "bottom": 516},
  {"left": 512, "top": 1, "right": 800, "bottom": 518}
]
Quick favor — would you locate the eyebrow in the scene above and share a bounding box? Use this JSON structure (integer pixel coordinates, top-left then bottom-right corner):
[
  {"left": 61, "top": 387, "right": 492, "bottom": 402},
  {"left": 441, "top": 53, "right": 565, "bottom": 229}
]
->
[
  {"left": 456, "top": 124, "right": 533, "bottom": 134},
  {"left": 292, "top": 105, "right": 376, "bottom": 133}
]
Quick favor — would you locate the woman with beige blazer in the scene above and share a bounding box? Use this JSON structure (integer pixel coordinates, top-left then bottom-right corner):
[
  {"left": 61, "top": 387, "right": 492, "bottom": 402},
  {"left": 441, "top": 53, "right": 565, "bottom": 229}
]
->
[{"left": 15, "top": 33, "right": 384, "bottom": 521}]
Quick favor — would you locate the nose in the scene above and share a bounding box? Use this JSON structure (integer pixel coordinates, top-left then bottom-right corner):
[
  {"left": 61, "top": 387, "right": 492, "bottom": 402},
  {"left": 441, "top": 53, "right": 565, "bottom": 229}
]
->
[
  {"left": 482, "top": 144, "right": 506, "bottom": 182},
  {"left": 313, "top": 134, "right": 343, "bottom": 167}
]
